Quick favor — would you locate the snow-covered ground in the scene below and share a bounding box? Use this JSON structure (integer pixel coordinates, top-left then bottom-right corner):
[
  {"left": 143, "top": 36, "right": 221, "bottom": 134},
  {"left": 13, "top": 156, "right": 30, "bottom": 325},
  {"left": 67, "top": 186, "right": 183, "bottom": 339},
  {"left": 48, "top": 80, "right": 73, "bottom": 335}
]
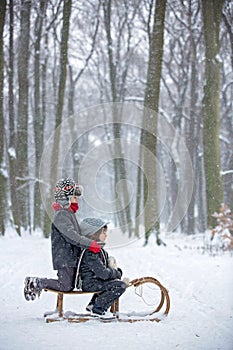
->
[{"left": 0, "top": 232, "right": 233, "bottom": 350}]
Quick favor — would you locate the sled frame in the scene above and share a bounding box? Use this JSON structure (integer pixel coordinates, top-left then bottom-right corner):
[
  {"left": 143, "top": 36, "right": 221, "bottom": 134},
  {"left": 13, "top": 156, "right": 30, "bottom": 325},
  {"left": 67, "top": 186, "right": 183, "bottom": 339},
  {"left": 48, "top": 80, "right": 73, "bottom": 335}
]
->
[{"left": 44, "top": 276, "right": 170, "bottom": 323}]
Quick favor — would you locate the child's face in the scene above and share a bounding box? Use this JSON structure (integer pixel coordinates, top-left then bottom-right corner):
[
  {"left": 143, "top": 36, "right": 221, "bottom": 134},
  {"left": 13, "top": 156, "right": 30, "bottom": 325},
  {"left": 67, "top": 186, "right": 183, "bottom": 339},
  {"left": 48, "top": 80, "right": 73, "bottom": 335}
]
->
[
  {"left": 99, "top": 227, "right": 108, "bottom": 242},
  {"left": 70, "top": 196, "right": 78, "bottom": 203}
]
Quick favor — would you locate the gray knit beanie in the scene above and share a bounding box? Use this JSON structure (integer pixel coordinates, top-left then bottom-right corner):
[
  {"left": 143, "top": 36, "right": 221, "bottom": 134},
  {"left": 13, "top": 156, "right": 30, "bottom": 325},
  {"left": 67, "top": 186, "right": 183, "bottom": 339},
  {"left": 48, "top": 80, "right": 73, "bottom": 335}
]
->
[{"left": 80, "top": 218, "right": 109, "bottom": 237}]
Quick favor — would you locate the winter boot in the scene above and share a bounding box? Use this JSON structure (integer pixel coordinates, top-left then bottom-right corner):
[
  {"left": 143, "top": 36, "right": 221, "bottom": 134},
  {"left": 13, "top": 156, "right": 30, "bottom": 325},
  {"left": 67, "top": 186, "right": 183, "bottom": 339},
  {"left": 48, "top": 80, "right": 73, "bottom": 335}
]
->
[
  {"left": 91, "top": 305, "right": 116, "bottom": 320},
  {"left": 86, "top": 293, "right": 98, "bottom": 312},
  {"left": 24, "top": 277, "right": 42, "bottom": 301}
]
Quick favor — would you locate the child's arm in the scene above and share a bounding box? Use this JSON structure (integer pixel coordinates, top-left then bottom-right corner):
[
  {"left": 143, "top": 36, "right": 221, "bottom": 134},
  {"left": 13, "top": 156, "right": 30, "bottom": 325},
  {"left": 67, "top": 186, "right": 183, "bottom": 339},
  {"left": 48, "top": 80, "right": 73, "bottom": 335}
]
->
[
  {"left": 84, "top": 251, "right": 121, "bottom": 280},
  {"left": 53, "top": 210, "right": 100, "bottom": 252}
]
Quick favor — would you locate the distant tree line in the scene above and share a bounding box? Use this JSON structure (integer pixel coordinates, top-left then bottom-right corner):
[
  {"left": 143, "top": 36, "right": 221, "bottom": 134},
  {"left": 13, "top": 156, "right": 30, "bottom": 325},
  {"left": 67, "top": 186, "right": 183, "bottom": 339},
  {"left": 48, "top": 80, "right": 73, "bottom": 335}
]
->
[{"left": 0, "top": 0, "right": 232, "bottom": 242}]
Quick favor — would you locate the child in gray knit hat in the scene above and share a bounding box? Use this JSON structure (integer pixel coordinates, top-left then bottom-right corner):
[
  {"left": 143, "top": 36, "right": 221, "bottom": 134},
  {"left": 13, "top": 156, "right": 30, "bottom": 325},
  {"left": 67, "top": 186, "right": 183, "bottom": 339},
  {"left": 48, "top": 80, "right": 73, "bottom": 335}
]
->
[{"left": 78, "top": 218, "right": 126, "bottom": 318}]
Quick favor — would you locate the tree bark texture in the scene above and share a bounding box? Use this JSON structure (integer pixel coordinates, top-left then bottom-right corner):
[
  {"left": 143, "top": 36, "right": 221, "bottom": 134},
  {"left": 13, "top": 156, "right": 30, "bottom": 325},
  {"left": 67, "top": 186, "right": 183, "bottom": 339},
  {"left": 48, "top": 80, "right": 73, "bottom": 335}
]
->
[
  {"left": 202, "top": 0, "right": 224, "bottom": 227},
  {"left": 43, "top": 0, "right": 72, "bottom": 237},
  {"left": 33, "top": 0, "right": 47, "bottom": 230},
  {"left": 0, "top": 0, "right": 7, "bottom": 235},
  {"left": 8, "top": 0, "right": 21, "bottom": 235},
  {"left": 17, "top": 0, "right": 32, "bottom": 228},
  {"left": 142, "top": 0, "right": 166, "bottom": 243},
  {"left": 103, "top": 0, "right": 133, "bottom": 233}
]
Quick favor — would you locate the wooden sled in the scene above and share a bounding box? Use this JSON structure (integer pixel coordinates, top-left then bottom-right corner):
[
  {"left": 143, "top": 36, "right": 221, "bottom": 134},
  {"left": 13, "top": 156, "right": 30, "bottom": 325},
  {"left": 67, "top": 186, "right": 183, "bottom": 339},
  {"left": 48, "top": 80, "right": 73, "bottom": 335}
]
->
[{"left": 44, "top": 276, "right": 170, "bottom": 323}]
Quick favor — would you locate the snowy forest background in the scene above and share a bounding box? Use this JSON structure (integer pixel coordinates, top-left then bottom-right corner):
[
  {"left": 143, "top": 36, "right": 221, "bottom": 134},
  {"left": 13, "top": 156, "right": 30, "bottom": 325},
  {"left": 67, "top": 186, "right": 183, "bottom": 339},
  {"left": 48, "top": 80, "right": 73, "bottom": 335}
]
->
[{"left": 0, "top": 0, "right": 232, "bottom": 244}]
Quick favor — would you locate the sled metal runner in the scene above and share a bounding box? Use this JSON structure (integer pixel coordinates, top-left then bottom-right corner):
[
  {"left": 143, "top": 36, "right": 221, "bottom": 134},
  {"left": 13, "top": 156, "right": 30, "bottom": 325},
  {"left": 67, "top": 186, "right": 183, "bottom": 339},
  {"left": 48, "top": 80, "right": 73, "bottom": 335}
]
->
[{"left": 44, "top": 276, "right": 170, "bottom": 323}]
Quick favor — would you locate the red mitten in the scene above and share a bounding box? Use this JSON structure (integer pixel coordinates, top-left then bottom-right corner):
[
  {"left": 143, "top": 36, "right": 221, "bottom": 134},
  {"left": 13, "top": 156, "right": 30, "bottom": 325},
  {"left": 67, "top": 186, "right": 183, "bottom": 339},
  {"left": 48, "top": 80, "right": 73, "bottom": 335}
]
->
[{"left": 89, "top": 241, "right": 101, "bottom": 253}]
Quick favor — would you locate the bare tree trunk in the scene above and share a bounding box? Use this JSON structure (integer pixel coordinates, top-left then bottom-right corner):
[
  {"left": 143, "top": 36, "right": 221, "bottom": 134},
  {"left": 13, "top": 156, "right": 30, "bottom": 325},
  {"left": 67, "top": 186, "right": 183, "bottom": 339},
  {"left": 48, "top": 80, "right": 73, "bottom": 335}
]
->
[
  {"left": 202, "top": 0, "right": 224, "bottom": 228},
  {"left": 222, "top": 0, "right": 233, "bottom": 71},
  {"left": 50, "top": 0, "right": 72, "bottom": 180},
  {"left": 41, "top": 31, "right": 49, "bottom": 237},
  {"left": 226, "top": 154, "right": 233, "bottom": 210},
  {"left": 0, "top": 0, "right": 7, "bottom": 236},
  {"left": 185, "top": 0, "right": 199, "bottom": 235},
  {"left": 8, "top": 0, "right": 21, "bottom": 235},
  {"left": 33, "top": 0, "right": 47, "bottom": 230},
  {"left": 196, "top": 153, "right": 207, "bottom": 232},
  {"left": 17, "top": 0, "right": 31, "bottom": 230},
  {"left": 222, "top": 0, "right": 233, "bottom": 210},
  {"left": 103, "top": 0, "right": 133, "bottom": 233},
  {"left": 142, "top": 0, "right": 166, "bottom": 244},
  {"left": 43, "top": 0, "right": 72, "bottom": 237}
]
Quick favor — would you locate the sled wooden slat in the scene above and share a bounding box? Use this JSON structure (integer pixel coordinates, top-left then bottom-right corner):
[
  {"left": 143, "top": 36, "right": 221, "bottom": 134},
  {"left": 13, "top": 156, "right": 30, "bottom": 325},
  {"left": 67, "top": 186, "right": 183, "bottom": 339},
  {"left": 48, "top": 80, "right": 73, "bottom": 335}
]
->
[
  {"left": 43, "top": 289, "right": 114, "bottom": 322},
  {"left": 43, "top": 276, "right": 170, "bottom": 323}
]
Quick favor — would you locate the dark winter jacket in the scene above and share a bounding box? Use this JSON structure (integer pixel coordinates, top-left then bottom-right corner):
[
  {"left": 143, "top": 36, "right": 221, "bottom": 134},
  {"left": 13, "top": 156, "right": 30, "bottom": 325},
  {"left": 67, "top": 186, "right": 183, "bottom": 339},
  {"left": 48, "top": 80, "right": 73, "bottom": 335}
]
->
[
  {"left": 80, "top": 247, "right": 122, "bottom": 292},
  {"left": 51, "top": 209, "right": 92, "bottom": 270}
]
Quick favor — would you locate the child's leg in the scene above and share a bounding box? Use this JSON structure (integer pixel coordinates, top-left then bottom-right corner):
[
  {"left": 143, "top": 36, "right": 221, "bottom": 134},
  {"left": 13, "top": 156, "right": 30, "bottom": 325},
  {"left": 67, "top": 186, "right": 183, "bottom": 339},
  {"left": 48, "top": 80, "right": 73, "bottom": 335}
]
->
[
  {"left": 40, "top": 267, "right": 77, "bottom": 292},
  {"left": 94, "top": 280, "right": 126, "bottom": 311},
  {"left": 86, "top": 293, "right": 98, "bottom": 312}
]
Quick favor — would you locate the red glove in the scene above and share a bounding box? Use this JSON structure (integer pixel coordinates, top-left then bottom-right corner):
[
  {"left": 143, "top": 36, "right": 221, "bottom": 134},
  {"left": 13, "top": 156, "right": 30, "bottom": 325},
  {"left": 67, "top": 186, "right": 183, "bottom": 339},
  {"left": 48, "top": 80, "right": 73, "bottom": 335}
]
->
[{"left": 89, "top": 241, "right": 101, "bottom": 253}]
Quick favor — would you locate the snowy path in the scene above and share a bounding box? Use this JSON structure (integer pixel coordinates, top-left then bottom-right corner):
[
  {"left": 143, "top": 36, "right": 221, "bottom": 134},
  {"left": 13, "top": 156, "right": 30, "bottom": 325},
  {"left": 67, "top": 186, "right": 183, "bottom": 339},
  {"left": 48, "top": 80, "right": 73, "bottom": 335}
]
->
[{"left": 0, "top": 235, "right": 233, "bottom": 350}]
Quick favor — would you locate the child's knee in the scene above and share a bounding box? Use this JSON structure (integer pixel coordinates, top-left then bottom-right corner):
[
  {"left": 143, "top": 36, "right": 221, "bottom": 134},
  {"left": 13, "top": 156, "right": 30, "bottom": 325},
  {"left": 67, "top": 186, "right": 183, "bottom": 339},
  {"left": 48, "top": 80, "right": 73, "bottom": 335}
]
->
[
  {"left": 117, "top": 281, "right": 126, "bottom": 294},
  {"left": 121, "top": 281, "right": 127, "bottom": 290}
]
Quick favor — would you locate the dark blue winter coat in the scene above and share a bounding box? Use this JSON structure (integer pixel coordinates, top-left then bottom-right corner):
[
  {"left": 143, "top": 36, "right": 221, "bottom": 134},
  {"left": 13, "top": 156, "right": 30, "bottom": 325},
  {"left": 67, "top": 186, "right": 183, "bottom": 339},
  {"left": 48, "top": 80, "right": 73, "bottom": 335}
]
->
[{"left": 80, "top": 248, "right": 122, "bottom": 292}]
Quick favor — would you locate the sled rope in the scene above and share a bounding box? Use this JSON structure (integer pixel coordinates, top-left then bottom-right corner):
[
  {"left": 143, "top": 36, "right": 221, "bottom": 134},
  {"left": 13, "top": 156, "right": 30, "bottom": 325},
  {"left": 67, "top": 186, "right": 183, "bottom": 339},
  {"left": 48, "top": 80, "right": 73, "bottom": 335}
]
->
[{"left": 135, "top": 284, "right": 156, "bottom": 307}]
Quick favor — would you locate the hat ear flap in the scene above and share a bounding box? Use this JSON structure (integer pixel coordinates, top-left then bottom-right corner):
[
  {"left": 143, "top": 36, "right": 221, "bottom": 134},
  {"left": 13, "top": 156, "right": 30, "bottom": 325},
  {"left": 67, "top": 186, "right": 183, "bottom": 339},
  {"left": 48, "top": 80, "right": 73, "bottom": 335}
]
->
[{"left": 56, "top": 198, "right": 70, "bottom": 208}]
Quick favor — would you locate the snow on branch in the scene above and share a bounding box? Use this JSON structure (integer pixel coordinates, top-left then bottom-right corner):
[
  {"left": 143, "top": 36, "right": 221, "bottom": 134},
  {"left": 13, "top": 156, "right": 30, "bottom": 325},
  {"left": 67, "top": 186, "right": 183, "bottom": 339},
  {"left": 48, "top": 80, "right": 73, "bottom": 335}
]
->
[{"left": 221, "top": 170, "right": 233, "bottom": 176}]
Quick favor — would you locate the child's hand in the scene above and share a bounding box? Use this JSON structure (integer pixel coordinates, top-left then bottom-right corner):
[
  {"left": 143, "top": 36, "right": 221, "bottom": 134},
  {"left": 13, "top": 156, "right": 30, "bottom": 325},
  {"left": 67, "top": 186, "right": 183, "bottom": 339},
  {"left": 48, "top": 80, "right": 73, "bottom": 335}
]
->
[{"left": 122, "top": 277, "right": 130, "bottom": 286}]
